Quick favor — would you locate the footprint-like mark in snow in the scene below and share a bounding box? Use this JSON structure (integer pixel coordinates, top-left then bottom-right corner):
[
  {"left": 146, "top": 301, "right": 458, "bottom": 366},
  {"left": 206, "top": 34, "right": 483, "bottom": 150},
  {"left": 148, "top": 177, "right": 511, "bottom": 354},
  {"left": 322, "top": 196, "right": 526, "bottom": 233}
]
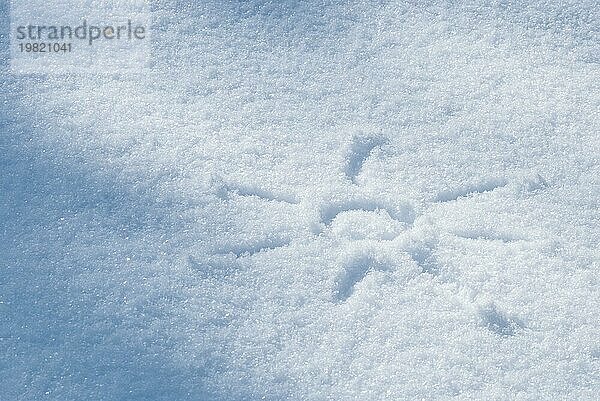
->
[
  {"left": 320, "top": 198, "right": 414, "bottom": 227},
  {"left": 478, "top": 304, "right": 523, "bottom": 336},
  {"left": 434, "top": 178, "right": 508, "bottom": 202},
  {"left": 216, "top": 237, "right": 291, "bottom": 258},
  {"left": 407, "top": 245, "right": 440, "bottom": 276},
  {"left": 334, "top": 254, "right": 390, "bottom": 303},
  {"left": 344, "top": 135, "right": 389, "bottom": 183}
]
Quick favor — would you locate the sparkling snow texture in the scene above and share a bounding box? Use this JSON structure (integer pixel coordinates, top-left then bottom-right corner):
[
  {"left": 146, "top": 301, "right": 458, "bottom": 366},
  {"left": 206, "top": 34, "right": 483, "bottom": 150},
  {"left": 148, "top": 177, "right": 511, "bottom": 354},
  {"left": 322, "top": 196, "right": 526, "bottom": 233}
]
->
[{"left": 1, "top": 0, "right": 599, "bottom": 400}]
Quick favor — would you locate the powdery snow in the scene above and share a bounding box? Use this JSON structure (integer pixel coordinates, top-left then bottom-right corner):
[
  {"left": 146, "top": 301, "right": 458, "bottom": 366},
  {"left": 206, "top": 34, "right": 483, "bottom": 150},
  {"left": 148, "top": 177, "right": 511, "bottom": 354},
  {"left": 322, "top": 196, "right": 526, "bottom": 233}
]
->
[{"left": 1, "top": 1, "right": 599, "bottom": 400}]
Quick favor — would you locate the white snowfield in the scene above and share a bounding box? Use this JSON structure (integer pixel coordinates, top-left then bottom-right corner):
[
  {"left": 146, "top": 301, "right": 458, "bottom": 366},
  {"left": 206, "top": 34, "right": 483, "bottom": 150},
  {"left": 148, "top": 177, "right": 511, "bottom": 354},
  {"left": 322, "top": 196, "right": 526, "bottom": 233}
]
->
[{"left": 1, "top": 0, "right": 599, "bottom": 400}]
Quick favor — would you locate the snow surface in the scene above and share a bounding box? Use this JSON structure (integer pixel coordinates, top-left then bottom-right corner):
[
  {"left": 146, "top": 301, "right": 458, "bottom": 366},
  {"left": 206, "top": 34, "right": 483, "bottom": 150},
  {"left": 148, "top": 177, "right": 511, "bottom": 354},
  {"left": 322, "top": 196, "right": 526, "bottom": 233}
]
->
[{"left": 1, "top": 0, "right": 599, "bottom": 400}]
